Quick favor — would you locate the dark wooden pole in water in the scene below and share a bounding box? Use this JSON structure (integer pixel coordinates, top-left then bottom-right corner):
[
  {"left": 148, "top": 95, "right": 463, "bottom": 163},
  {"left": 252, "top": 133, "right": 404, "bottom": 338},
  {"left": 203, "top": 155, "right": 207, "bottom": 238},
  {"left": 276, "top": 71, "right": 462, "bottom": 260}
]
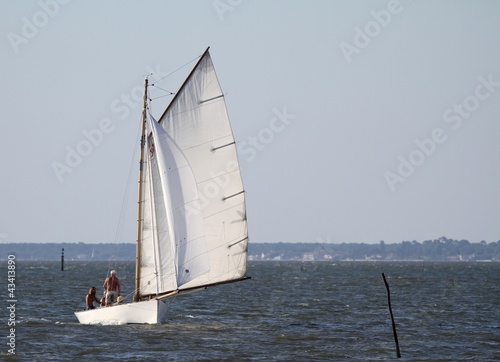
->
[
  {"left": 382, "top": 273, "right": 401, "bottom": 358},
  {"left": 61, "top": 248, "right": 64, "bottom": 271}
]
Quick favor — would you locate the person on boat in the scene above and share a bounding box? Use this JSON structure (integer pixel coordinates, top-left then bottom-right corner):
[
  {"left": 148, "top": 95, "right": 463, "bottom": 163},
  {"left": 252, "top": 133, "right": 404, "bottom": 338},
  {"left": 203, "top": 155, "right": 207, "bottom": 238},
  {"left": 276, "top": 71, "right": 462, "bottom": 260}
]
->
[
  {"left": 100, "top": 291, "right": 106, "bottom": 307},
  {"left": 103, "top": 270, "right": 121, "bottom": 306},
  {"left": 113, "top": 295, "right": 124, "bottom": 306},
  {"left": 85, "top": 286, "right": 100, "bottom": 310}
]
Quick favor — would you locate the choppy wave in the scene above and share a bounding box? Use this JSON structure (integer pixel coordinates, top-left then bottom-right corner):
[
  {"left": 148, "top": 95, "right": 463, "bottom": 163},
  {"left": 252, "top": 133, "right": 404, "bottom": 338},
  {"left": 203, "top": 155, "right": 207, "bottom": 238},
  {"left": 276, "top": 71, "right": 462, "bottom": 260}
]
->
[{"left": 7, "top": 260, "right": 500, "bottom": 360}]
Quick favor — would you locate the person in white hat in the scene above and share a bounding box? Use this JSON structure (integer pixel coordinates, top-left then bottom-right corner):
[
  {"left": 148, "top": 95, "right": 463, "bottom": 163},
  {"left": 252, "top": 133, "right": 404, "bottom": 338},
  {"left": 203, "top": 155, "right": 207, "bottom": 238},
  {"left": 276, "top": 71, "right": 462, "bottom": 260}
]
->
[{"left": 103, "top": 270, "right": 121, "bottom": 306}]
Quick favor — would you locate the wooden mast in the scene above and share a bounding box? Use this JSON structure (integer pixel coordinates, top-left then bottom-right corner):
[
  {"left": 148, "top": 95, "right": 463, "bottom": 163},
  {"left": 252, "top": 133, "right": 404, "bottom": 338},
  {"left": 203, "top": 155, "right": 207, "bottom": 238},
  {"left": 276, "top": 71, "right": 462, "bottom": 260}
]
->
[{"left": 134, "top": 78, "right": 148, "bottom": 303}]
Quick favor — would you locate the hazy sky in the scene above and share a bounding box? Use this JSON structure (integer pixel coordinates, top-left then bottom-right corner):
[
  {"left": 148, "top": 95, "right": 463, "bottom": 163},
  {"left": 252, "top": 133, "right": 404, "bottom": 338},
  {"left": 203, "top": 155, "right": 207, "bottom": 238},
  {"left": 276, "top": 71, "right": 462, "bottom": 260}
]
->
[{"left": 1, "top": 0, "right": 499, "bottom": 244}]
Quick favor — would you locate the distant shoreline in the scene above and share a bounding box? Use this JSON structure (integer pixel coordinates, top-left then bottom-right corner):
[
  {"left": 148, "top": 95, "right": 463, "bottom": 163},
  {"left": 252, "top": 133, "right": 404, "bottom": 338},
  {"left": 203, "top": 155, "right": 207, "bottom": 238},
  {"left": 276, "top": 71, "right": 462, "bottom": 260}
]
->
[{"left": 1, "top": 238, "right": 499, "bottom": 262}]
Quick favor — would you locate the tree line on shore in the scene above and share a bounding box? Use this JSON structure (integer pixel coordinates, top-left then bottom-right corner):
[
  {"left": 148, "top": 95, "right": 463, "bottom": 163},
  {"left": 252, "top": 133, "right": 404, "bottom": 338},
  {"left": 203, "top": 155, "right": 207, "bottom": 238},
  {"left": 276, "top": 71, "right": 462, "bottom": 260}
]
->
[
  {"left": 1, "top": 237, "right": 499, "bottom": 261},
  {"left": 251, "top": 237, "right": 500, "bottom": 261}
]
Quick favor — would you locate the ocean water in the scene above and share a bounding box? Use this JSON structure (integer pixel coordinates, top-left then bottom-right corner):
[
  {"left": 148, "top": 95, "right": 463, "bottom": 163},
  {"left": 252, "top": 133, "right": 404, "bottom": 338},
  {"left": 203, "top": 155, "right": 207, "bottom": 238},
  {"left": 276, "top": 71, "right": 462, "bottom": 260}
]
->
[{"left": 2, "top": 260, "right": 499, "bottom": 361}]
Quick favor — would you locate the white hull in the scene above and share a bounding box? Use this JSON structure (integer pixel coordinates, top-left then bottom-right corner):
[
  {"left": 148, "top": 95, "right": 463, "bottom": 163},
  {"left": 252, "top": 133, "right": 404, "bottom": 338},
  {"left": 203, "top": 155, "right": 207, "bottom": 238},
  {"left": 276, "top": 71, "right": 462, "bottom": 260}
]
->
[{"left": 74, "top": 299, "right": 169, "bottom": 325}]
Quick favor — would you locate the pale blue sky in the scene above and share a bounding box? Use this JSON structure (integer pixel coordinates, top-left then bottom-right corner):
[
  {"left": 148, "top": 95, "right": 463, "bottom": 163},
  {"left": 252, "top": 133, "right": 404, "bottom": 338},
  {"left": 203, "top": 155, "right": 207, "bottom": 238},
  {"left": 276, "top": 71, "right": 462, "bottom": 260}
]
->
[{"left": 1, "top": 0, "right": 499, "bottom": 244}]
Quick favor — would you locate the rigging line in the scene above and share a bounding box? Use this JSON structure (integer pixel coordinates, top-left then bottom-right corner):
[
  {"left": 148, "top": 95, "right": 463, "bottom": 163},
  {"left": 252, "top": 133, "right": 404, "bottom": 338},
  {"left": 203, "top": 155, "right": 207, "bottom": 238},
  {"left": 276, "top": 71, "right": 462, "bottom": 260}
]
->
[
  {"left": 150, "top": 84, "right": 175, "bottom": 95},
  {"left": 151, "top": 53, "right": 203, "bottom": 86},
  {"left": 113, "top": 112, "right": 143, "bottom": 245},
  {"left": 149, "top": 93, "right": 174, "bottom": 101},
  {"left": 105, "top": 112, "right": 143, "bottom": 277},
  {"left": 123, "top": 290, "right": 136, "bottom": 301}
]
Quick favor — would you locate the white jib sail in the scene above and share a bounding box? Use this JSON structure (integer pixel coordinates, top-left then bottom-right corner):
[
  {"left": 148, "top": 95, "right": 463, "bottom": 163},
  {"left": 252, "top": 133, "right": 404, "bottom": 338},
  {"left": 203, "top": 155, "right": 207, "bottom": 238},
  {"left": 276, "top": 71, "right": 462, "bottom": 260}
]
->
[
  {"left": 148, "top": 114, "right": 210, "bottom": 288},
  {"left": 139, "top": 123, "right": 177, "bottom": 296}
]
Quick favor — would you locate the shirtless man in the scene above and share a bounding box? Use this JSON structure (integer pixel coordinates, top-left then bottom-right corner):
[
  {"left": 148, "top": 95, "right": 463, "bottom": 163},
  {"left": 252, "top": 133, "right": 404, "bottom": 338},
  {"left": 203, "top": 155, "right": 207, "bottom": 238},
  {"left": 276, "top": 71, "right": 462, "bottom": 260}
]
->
[
  {"left": 85, "top": 286, "right": 100, "bottom": 310},
  {"left": 103, "top": 270, "right": 121, "bottom": 306}
]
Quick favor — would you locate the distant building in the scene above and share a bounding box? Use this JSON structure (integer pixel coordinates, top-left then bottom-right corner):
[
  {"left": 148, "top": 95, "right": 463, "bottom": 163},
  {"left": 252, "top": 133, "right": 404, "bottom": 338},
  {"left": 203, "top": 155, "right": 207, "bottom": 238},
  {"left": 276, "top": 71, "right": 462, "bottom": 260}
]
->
[{"left": 303, "top": 253, "right": 314, "bottom": 261}]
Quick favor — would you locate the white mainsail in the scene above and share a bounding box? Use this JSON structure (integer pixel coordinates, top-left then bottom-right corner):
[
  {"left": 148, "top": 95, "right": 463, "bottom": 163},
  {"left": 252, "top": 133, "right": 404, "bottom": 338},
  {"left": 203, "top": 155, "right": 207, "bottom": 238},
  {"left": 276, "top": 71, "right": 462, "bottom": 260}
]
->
[{"left": 139, "top": 47, "right": 248, "bottom": 296}]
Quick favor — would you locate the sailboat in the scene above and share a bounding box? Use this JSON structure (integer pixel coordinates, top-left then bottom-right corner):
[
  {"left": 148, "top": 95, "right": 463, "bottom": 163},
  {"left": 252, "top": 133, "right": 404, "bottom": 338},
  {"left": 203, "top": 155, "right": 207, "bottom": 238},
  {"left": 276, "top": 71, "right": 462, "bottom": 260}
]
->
[{"left": 75, "top": 47, "right": 249, "bottom": 324}]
